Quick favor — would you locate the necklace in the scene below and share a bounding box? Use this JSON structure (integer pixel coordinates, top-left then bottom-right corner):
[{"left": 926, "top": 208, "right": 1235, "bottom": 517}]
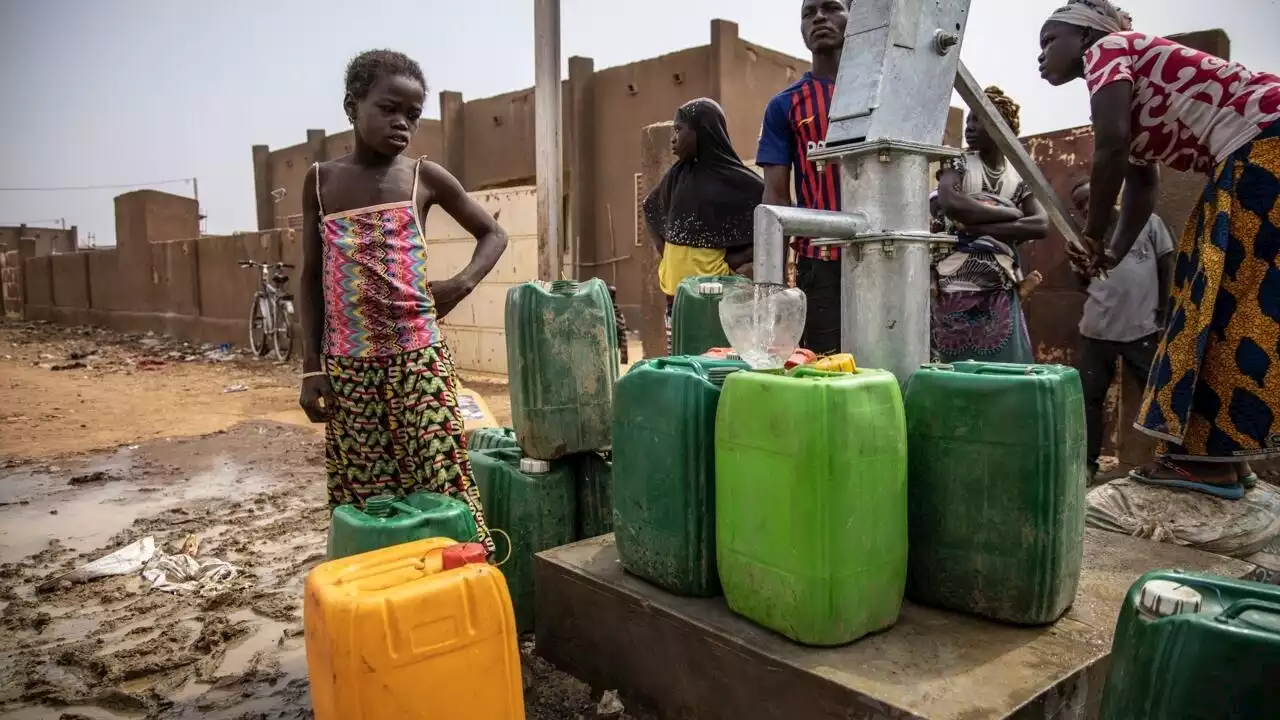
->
[{"left": 981, "top": 158, "right": 1007, "bottom": 195}]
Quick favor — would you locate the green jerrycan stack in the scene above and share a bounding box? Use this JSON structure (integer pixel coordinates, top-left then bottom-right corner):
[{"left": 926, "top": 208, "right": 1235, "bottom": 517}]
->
[
  {"left": 670, "top": 275, "right": 750, "bottom": 356},
  {"left": 467, "top": 426, "right": 519, "bottom": 452},
  {"left": 327, "top": 492, "right": 479, "bottom": 560},
  {"left": 470, "top": 447, "right": 576, "bottom": 632},
  {"left": 574, "top": 450, "right": 614, "bottom": 539},
  {"left": 904, "top": 361, "right": 1086, "bottom": 625},
  {"left": 1102, "top": 570, "right": 1280, "bottom": 719},
  {"left": 613, "top": 357, "right": 748, "bottom": 597},
  {"left": 715, "top": 367, "right": 908, "bottom": 646},
  {"left": 505, "top": 278, "right": 619, "bottom": 460}
]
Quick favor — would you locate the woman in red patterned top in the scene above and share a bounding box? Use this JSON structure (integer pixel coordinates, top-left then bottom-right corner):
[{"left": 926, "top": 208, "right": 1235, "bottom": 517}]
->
[{"left": 1039, "top": 0, "right": 1280, "bottom": 499}]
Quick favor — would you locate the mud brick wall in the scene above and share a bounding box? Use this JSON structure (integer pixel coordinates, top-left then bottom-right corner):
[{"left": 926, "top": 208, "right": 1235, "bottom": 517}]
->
[
  {"left": 49, "top": 253, "right": 91, "bottom": 326},
  {"left": 22, "top": 256, "right": 53, "bottom": 322},
  {"left": 1, "top": 251, "right": 22, "bottom": 319}
]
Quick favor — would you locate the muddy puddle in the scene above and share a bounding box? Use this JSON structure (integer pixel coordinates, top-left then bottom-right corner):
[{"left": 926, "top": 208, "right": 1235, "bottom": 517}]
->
[
  {"left": 0, "top": 421, "right": 651, "bottom": 720},
  {"left": 0, "top": 422, "right": 324, "bottom": 719}
]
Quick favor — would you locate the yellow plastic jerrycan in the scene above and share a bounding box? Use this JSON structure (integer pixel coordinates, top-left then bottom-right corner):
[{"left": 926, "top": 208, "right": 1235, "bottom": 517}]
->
[
  {"left": 811, "top": 353, "right": 856, "bottom": 373},
  {"left": 304, "top": 537, "right": 525, "bottom": 720}
]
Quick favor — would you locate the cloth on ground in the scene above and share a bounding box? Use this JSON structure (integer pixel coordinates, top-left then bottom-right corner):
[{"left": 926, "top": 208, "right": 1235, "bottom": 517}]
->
[{"left": 1086, "top": 477, "right": 1280, "bottom": 558}]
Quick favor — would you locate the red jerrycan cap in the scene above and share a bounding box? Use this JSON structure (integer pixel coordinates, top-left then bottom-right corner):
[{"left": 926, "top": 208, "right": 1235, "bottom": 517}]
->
[{"left": 442, "top": 543, "right": 488, "bottom": 570}]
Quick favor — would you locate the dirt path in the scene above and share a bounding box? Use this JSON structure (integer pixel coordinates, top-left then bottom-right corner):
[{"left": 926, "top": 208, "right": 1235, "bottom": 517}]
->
[{"left": 0, "top": 321, "right": 640, "bottom": 720}]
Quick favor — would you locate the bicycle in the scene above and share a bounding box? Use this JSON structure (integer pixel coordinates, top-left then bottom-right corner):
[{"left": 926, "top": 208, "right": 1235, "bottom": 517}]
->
[{"left": 239, "top": 260, "right": 296, "bottom": 361}]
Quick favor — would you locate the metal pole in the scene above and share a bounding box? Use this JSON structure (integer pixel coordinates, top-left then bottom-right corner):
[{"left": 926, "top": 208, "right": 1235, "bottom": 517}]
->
[
  {"left": 954, "top": 62, "right": 1087, "bottom": 254},
  {"left": 534, "top": 0, "right": 563, "bottom": 281},
  {"left": 838, "top": 151, "right": 935, "bottom": 384}
]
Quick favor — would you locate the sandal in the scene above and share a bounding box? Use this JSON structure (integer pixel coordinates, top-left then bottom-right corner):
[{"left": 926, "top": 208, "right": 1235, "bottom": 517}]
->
[{"left": 1130, "top": 457, "right": 1245, "bottom": 500}]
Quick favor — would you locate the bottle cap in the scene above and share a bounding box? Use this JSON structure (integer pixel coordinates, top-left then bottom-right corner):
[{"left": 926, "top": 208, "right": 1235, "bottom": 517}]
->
[
  {"left": 519, "top": 458, "right": 551, "bottom": 474},
  {"left": 1138, "top": 579, "right": 1203, "bottom": 617},
  {"left": 441, "top": 543, "right": 488, "bottom": 570},
  {"left": 698, "top": 281, "right": 724, "bottom": 296}
]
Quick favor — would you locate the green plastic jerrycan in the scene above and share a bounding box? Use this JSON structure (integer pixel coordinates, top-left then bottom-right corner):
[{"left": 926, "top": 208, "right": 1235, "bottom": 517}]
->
[
  {"left": 1102, "top": 570, "right": 1280, "bottom": 719},
  {"left": 505, "top": 278, "right": 619, "bottom": 460},
  {"left": 468, "top": 426, "right": 520, "bottom": 452},
  {"left": 613, "top": 357, "right": 748, "bottom": 597},
  {"left": 715, "top": 366, "right": 908, "bottom": 646},
  {"left": 470, "top": 446, "right": 576, "bottom": 632},
  {"left": 574, "top": 450, "right": 614, "bottom": 540},
  {"left": 671, "top": 275, "right": 750, "bottom": 357},
  {"left": 904, "top": 361, "right": 1086, "bottom": 625},
  {"left": 327, "top": 492, "right": 479, "bottom": 560}
]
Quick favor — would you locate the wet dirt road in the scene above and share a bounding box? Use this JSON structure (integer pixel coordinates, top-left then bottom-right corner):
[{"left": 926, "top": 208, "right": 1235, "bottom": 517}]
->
[{"left": 0, "top": 321, "right": 642, "bottom": 720}]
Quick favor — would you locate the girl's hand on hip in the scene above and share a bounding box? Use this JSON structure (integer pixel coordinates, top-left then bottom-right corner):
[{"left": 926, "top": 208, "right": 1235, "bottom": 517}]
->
[
  {"left": 429, "top": 276, "right": 477, "bottom": 320},
  {"left": 300, "top": 375, "right": 335, "bottom": 423}
]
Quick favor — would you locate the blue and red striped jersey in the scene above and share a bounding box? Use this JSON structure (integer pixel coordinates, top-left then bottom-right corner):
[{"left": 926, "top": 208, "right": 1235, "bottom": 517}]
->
[{"left": 756, "top": 73, "right": 842, "bottom": 261}]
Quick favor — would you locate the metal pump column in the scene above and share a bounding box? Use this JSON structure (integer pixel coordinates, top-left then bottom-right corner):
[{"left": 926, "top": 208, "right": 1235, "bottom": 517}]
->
[{"left": 754, "top": 0, "right": 971, "bottom": 385}]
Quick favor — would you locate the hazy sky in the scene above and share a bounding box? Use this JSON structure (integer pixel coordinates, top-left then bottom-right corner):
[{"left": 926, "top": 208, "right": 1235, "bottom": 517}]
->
[{"left": 1, "top": 0, "right": 1277, "bottom": 245}]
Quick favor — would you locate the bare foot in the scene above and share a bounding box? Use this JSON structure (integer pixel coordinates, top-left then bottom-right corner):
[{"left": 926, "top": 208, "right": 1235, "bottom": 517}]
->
[{"left": 1236, "top": 461, "right": 1254, "bottom": 479}]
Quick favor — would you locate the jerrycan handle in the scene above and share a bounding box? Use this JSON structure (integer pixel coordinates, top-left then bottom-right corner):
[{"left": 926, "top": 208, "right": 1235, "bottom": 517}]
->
[
  {"left": 970, "top": 364, "right": 1046, "bottom": 376},
  {"left": 550, "top": 279, "right": 580, "bottom": 295},
  {"left": 789, "top": 366, "right": 847, "bottom": 379},
  {"left": 1216, "top": 598, "right": 1280, "bottom": 624}
]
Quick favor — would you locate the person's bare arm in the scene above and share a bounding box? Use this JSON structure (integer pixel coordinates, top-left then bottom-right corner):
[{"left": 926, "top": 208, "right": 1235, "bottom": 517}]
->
[
  {"left": 1086, "top": 81, "right": 1135, "bottom": 244},
  {"left": 961, "top": 195, "right": 1050, "bottom": 245},
  {"left": 298, "top": 164, "right": 334, "bottom": 422},
  {"left": 1108, "top": 163, "right": 1160, "bottom": 264},
  {"left": 421, "top": 160, "right": 508, "bottom": 317},
  {"left": 761, "top": 165, "right": 791, "bottom": 208},
  {"left": 935, "top": 167, "right": 1023, "bottom": 226}
]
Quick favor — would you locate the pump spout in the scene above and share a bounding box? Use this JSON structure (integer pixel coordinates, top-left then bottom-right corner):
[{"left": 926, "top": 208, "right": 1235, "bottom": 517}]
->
[{"left": 752, "top": 205, "right": 869, "bottom": 285}]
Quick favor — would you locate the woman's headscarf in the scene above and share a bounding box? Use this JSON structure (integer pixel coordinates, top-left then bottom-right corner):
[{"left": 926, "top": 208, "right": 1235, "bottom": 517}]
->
[
  {"left": 642, "top": 98, "right": 764, "bottom": 250},
  {"left": 1046, "top": 0, "right": 1134, "bottom": 34}
]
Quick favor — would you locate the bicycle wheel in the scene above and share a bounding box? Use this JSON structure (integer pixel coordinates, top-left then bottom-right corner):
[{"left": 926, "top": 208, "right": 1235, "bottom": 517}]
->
[
  {"left": 248, "top": 294, "right": 269, "bottom": 357},
  {"left": 272, "top": 298, "right": 295, "bottom": 361}
]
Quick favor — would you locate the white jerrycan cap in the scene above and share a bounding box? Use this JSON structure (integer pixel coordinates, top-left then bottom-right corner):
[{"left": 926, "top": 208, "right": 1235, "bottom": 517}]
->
[
  {"left": 519, "top": 458, "right": 551, "bottom": 474},
  {"left": 698, "top": 281, "right": 724, "bottom": 296},
  {"left": 1138, "top": 579, "right": 1203, "bottom": 617}
]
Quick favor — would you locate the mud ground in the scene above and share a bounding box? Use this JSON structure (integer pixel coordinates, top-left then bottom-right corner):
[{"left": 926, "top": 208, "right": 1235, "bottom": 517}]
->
[{"left": 0, "top": 320, "right": 648, "bottom": 720}]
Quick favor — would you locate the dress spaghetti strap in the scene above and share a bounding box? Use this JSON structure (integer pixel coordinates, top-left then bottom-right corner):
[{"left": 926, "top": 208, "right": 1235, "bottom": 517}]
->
[
  {"left": 410, "top": 156, "right": 427, "bottom": 238},
  {"left": 313, "top": 162, "right": 325, "bottom": 216}
]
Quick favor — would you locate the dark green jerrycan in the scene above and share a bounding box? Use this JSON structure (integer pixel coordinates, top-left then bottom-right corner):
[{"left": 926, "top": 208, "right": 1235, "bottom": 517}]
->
[
  {"left": 470, "top": 447, "right": 576, "bottom": 632},
  {"left": 574, "top": 450, "right": 613, "bottom": 540},
  {"left": 327, "top": 492, "right": 478, "bottom": 560},
  {"left": 505, "top": 278, "right": 618, "bottom": 460},
  {"left": 468, "top": 426, "right": 520, "bottom": 452},
  {"left": 904, "top": 361, "right": 1086, "bottom": 624},
  {"left": 1102, "top": 570, "right": 1280, "bottom": 719},
  {"left": 613, "top": 356, "right": 746, "bottom": 597},
  {"left": 670, "top": 275, "right": 749, "bottom": 357}
]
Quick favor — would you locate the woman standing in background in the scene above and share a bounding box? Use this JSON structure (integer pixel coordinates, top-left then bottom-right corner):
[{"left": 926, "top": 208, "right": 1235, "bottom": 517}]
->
[
  {"left": 643, "top": 98, "right": 763, "bottom": 352},
  {"left": 930, "top": 87, "right": 1049, "bottom": 364}
]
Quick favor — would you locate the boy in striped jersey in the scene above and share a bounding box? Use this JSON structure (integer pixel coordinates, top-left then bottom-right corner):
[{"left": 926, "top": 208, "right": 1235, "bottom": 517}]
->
[{"left": 756, "top": 0, "right": 848, "bottom": 354}]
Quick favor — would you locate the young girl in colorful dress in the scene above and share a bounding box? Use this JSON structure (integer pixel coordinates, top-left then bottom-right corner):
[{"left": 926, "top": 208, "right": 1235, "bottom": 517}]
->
[{"left": 298, "top": 50, "right": 507, "bottom": 551}]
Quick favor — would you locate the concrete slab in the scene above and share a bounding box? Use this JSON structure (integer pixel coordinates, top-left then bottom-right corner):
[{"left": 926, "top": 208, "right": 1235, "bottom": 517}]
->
[{"left": 535, "top": 529, "right": 1251, "bottom": 720}]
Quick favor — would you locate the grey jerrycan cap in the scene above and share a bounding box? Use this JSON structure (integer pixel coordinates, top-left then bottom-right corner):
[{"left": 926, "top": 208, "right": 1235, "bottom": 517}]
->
[
  {"left": 1137, "top": 579, "right": 1203, "bottom": 617},
  {"left": 519, "top": 458, "right": 551, "bottom": 474}
]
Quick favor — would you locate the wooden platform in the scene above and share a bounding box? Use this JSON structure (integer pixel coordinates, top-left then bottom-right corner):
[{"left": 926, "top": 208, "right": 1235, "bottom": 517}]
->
[{"left": 534, "top": 529, "right": 1251, "bottom": 720}]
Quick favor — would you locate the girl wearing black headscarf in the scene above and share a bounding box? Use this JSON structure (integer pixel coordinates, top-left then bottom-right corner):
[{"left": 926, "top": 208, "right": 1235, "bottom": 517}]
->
[{"left": 643, "top": 98, "right": 764, "bottom": 302}]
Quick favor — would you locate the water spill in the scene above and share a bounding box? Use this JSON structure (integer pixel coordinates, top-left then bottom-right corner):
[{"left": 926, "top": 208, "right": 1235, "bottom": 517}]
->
[
  {"left": 217, "top": 610, "right": 298, "bottom": 677},
  {"left": 0, "top": 453, "right": 267, "bottom": 558}
]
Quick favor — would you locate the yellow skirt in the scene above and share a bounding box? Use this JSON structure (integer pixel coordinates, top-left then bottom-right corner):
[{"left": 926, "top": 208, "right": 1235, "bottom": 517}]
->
[{"left": 658, "top": 244, "right": 732, "bottom": 296}]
